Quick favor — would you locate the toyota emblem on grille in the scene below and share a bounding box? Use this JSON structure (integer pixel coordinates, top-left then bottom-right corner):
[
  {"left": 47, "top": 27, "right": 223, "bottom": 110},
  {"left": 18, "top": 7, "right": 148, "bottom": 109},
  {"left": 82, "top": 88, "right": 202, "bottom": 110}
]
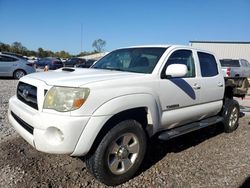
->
[{"left": 22, "top": 89, "right": 29, "bottom": 99}]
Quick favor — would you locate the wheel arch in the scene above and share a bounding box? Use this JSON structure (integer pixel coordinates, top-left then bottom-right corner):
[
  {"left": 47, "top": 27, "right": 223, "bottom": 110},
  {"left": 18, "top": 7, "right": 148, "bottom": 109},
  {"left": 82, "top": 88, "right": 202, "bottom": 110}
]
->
[
  {"left": 87, "top": 107, "right": 149, "bottom": 155},
  {"left": 92, "top": 93, "right": 160, "bottom": 132},
  {"left": 13, "top": 69, "right": 26, "bottom": 78},
  {"left": 72, "top": 94, "right": 160, "bottom": 156}
]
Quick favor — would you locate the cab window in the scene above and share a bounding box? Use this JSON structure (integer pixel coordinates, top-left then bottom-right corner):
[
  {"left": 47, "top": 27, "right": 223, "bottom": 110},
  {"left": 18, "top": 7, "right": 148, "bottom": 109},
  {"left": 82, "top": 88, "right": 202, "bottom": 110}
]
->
[
  {"left": 198, "top": 52, "right": 218, "bottom": 77},
  {"left": 163, "top": 50, "right": 195, "bottom": 78}
]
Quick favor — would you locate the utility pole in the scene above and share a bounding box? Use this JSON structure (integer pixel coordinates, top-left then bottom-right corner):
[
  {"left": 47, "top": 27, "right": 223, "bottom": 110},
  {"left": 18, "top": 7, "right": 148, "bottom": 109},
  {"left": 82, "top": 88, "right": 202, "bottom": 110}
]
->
[{"left": 81, "top": 23, "right": 83, "bottom": 54}]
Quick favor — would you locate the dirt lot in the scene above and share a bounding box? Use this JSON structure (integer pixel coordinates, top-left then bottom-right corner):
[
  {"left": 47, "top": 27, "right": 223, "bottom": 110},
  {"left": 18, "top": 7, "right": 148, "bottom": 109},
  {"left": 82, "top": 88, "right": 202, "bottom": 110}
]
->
[{"left": 0, "top": 79, "right": 250, "bottom": 187}]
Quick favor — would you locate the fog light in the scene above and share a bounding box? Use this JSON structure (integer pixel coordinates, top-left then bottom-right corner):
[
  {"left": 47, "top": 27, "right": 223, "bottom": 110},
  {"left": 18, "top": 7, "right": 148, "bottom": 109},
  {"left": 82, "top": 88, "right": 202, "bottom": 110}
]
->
[{"left": 45, "top": 127, "right": 64, "bottom": 145}]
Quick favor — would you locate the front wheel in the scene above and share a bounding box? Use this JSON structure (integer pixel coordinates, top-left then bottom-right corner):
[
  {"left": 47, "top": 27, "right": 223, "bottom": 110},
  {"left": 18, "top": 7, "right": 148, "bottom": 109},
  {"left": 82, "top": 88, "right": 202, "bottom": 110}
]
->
[
  {"left": 85, "top": 120, "right": 147, "bottom": 186},
  {"left": 222, "top": 99, "right": 240, "bottom": 133}
]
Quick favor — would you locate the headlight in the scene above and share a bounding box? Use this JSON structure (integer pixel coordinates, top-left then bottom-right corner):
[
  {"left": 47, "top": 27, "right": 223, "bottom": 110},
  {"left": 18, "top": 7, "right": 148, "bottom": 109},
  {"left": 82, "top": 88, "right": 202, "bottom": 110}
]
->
[{"left": 43, "top": 87, "right": 90, "bottom": 112}]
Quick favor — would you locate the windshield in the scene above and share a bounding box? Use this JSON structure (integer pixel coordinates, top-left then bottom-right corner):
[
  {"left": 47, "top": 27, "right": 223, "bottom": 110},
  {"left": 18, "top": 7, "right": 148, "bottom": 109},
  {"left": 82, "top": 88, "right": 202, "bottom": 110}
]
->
[
  {"left": 220, "top": 60, "right": 240, "bottom": 67},
  {"left": 92, "top": 47, "right": 167, "bottom": 73}
]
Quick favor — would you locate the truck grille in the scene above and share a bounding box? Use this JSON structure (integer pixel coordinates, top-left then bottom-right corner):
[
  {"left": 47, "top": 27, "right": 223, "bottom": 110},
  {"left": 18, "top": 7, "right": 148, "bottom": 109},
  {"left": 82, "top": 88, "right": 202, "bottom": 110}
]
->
[
  {"left": 17, "top": 82, "right": 38, "bottom": 110},
  {"left": 11, "top": 111, "right": 34, "bottom": 134}
]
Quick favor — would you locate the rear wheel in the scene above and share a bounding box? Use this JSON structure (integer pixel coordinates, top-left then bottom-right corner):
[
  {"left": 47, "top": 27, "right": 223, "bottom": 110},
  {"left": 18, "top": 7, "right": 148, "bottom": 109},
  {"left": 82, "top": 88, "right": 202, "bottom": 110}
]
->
[
  {"left": 13, "top": 69, "right": 26, "bottom": 79},
  {"left": 86, "top": 120, "right": 147, "bottom": 186},
  {"left": 222, "top": 99, "right": 240, "bottom": 133}
]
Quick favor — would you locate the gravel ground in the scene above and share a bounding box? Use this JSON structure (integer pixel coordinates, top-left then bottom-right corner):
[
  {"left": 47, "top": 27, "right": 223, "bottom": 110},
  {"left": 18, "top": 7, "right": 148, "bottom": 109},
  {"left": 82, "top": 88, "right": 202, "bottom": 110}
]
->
[{"left": 0, "top": 78, "right": 250, "bottom": 188}]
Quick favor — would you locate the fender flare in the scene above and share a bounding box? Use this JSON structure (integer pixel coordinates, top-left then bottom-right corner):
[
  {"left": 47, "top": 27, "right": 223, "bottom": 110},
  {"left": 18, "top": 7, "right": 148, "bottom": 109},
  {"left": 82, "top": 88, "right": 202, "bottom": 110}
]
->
[{"left": 71, "top": 93, "right": 160, "bottom": 156}]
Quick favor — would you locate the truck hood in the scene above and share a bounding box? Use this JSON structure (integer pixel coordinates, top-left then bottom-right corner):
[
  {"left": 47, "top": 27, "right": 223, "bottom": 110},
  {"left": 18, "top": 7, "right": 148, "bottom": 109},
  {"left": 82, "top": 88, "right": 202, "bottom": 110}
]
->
[{"left": 25, "top": 68, "right": 144, "bottom": 87}]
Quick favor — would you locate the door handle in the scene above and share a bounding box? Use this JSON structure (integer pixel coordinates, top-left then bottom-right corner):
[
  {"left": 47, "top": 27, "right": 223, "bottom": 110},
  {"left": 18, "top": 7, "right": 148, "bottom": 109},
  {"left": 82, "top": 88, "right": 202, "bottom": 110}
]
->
[
  {"left": 217, "top": 82, "right": 223, "bottom": 87},
  {"left": 193, "top": 84, "right": 201, "bottom": 90}
]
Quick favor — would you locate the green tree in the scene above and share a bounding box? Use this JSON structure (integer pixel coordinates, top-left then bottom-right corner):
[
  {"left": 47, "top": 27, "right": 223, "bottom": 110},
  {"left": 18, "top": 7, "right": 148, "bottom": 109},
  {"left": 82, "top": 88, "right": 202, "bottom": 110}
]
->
[
  {"left": 77, "top": 51, "right": 96, "bottom": 57},
  {"left": 11, "top": 42, "right": 27, "bottom": 54},
  {"left": 0, "top": 42, "right": 11, "bottom": 52},
  {"left": 55, "top": 50, "right": 70, "bottom": 58},
  {"left": 37, "top": 48, "right": 52, "bottom": 57},
  {"left": 46, "top": 50, "right": 54, "bottom": 57},
  {"left": 92, "top": 39, "right": 106, "bottom": 52},
  {"left": 0, "top": 41, "right": 98, "bottom": 58},
  {"left": 27, "top": 50, "right": 37, "bottom": 57},
  {"left": 37, "top": 48, "right": 45, "bottom": 57}
]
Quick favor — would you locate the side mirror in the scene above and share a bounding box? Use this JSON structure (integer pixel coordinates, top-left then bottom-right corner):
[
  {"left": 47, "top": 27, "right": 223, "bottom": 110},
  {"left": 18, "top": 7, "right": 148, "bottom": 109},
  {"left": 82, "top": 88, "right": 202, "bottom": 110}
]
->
[{"left": 165, "top": 64, "right": 188, "bottom": 78}]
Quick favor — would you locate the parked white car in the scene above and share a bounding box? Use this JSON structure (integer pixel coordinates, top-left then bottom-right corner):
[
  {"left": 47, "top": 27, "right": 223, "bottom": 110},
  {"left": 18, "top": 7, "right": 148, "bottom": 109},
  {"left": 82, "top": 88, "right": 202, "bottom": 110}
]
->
[
  {"left": 220, "top": 59, "right": 250, "bottom": 77},
  {"left": 8, "top": 45, "right": 248, "bottom": 185}
]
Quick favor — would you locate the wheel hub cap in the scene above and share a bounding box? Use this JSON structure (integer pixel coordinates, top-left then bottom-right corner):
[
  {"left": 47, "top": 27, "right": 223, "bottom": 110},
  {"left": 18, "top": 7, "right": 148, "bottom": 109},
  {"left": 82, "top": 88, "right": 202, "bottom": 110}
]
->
[
  {"left": 229, "top": 107, "right": 238, "bottom": 127},
  {"left": 117, "top": 146, "right": 129, "bottom": 159},
  {"left": 107, "top": 133, "right": 140, "bottom": 175}
]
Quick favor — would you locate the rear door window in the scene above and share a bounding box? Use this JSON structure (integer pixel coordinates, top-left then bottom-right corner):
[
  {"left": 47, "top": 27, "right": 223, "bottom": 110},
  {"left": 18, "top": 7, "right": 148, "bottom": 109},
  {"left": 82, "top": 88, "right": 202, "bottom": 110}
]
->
[{"left": 198, "top": 52, "right": 218, "bottom": 77}]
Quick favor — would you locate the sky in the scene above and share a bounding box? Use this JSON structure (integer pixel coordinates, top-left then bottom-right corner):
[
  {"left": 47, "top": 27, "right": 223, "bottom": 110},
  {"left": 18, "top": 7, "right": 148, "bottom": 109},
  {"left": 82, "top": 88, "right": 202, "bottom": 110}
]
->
[{"left": 0, "top": 0, "right": 250, "bottom": 55}]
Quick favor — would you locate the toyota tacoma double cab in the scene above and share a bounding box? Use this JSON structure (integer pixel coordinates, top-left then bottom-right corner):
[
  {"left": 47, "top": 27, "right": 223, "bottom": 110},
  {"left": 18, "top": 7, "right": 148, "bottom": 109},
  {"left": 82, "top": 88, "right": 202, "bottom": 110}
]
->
[{"left": 8, "top": 45, "right": 249, "bottom": 185}]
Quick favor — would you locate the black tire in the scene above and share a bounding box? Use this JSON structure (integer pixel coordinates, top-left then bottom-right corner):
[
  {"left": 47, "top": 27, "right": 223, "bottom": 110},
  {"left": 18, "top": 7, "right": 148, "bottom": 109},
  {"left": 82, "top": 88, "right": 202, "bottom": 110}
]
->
[
  {"left": 13, "top": 69, "right": 26, "bottom": 79},
  {"left": 85, "top": 120, "right": 147, "bottom": 186},
  {"left": 222, "top": 99, "right": 240, "bottom": 133}
]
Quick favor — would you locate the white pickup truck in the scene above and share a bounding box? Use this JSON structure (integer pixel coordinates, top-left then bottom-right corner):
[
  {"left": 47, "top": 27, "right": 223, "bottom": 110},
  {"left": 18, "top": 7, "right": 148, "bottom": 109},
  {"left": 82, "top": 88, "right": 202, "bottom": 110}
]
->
[{"left": 8, "top": 45, "right": 249, "bottom": 185}]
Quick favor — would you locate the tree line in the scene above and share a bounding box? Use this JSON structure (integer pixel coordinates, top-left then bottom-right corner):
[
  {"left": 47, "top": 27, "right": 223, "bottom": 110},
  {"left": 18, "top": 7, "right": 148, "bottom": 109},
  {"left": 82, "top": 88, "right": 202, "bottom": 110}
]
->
[{"left": 0, "top": 39, "right": 106, "bottom": 58}]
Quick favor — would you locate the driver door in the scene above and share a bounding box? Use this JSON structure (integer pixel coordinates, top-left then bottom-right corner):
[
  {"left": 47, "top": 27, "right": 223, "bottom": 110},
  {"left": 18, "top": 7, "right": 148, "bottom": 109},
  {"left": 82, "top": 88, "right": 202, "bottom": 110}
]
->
[{"left": 158, "top": 49, "right": 201, "bottom": 129}]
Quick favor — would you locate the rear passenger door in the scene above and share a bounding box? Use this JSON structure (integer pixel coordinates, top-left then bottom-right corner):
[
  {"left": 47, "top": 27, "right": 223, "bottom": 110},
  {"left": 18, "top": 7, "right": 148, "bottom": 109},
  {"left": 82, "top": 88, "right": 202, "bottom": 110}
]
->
[{"left": 197, "top": 52, "right": 224, "bottom": 104}]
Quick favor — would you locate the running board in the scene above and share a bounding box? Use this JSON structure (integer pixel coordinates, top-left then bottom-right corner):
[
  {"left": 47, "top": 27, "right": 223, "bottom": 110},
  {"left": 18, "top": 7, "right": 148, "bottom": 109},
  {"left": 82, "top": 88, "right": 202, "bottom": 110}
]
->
[{"left": 158, "top": 116, "right": 223, "bottom": 141}]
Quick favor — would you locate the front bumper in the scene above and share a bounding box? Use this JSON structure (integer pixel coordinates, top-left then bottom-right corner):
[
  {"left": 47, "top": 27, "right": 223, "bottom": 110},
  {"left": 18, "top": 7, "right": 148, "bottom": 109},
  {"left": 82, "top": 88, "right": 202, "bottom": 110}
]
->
[{"left": 8, "top": 96, "right": 90, "bottom": 154}]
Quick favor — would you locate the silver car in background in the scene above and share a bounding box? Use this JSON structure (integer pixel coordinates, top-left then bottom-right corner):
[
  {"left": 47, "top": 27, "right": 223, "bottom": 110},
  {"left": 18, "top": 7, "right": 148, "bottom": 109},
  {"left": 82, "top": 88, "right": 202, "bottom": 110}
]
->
[
  {"left": 0, "top": 53, "right": 36, "bottom": 79},
  {"left": 220, "top": 59, "right": 250, "bottom": 77}
]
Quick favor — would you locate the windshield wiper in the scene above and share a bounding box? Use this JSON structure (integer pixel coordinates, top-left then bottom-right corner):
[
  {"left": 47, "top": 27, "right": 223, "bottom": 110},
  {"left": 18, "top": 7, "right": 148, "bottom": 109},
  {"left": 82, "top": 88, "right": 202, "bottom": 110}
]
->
[
  {"left": 106, "top": 68, "right": 124, "bottom": 71},
  {"left": 93, "top": 67, "right": 141, "bottom": 73},
  {"left": 97, "top": 67, "right": 125, "bottom": 72}
]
